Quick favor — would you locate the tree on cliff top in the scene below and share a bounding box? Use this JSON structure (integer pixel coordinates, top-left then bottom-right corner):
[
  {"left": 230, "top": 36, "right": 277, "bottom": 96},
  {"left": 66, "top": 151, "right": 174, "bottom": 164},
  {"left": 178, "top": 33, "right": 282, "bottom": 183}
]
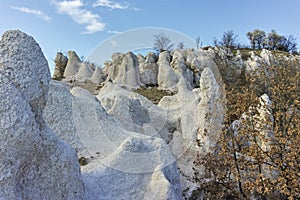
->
[
  {"left": 153, "top": 32, "right": 174, "bottom": 53},
  {"left": 214, "top": 30, "right": 239, "bottom": 49}
]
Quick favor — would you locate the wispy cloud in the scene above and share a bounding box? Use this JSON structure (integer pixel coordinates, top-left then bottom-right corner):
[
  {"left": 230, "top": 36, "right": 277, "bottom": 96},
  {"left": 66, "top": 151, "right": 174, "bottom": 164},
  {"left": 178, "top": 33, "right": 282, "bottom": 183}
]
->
[
  {"left": 52, "top": 0, "right": 105, "bottom": 34},
  {"left": 93, "top": 0, "right": 129, "bottom": 10},
  {"left": 107, "top": 30, "right": 122, "bottom": 34},
  {"left": 11, "top": 6, "right": 51, "bottom": 21}
]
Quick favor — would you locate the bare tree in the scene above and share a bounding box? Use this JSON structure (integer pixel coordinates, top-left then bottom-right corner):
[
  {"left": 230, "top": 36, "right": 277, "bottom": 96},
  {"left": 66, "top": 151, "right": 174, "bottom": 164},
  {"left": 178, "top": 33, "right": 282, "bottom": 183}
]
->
[
  {"left": 153, "top": 32, "right": 174, "bottom": 53},
  {"left": 221, "top": 30, "right": 239, "bottom": 48},
  {"left": 277, "top": 35, "right": 297, "bottom": 53},
  {"left": 214, "top": 30, "right": 239, "bottom": 49}
]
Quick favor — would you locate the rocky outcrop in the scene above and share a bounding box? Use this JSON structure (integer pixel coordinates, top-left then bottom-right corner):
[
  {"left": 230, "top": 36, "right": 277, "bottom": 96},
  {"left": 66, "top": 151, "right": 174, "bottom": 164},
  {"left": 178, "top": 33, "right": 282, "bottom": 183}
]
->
[
  {"left": 140, "top": 52, "right": 159, "bottom": 86},
  {"left": 197, "top": 67, "right": 225, "bottom": 154},
  {"left": 171, "top": 49, "right": 196, "bottom": 89},
  {"left": 63, "top": 50, "right": 82, "bottom": 77},
  {"left": 97, "top": 82, "right": 168, "bottom": 137},
  {"left": 44, "top": 81, "right": 182, "bottom": 199},
  {"left": 137, "top": 54, "right": 146, "bottom": 64},
  {"left": 61, "top": 50, "right": 98, "bottom": 83},
  {"left": 157, "top": 63, "right": 225, "bottom": 197},
  {"left": 158, "top": 78, "right": 201, "bottom": 197},
  {"left": 107, "top": 52, "right": 142, "bottom": 88},
  {"left": 77, "top": 62, "right": 93, "bottom": 81},
  {"left": 53, "top": 52, "right": 68, "bottom": 80},
  {"left": 43, "top": 81, "right": 89, "bottom": 156},
  {"left": 0, "top": 30, "right": 84, "bottom": 199},
  {"left": 157, "top": 51, "right": 179, "bottom": 90},
  {"left": 90, "top": 67, "right": 106, "bottom": 84},
  {"left": 5, "top": 28, "right": 299, "bottom": 199}
]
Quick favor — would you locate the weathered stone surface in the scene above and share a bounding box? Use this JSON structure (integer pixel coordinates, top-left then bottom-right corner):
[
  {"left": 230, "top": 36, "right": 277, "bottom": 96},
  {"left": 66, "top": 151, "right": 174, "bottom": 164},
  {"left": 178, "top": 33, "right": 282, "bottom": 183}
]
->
[
  {"left": 97, "top": 82, "right": 167, "bottom": 137},
  {"left": 140, "top": 62, "right": 159, "bottom": 86},
  {"left": 63, "top": 50, "right": 82, "bottom": 77},
  {"left": 44, "top": 80, "right": 88, "bottom": 156},
  {"left": 140, "top": 53, "right": 159, "bottom": 86},
  {"left": 53, "top": 52, "right": 68, "bottom": 80},
  {"left": 145, "top": 52, "right": 157, "bottom": 63},
  {"left": 79, "top": 85, "right": 181, "bottom": 199},
  {"left": 62, "top": 50, "right": 97, "bottom": 83},
  {"left": 171, "top": 49, "right": 194, "bottom": 89},
  {"left": 158, "top": 78, "right": 201, "bottom": 197},
  {"left": 260, "top": 49, "right": 273, "bottom": 66},
  {"left": 0, "top": 30, "right": 50, "bottom": 124},
  {"left": 157, "top": 63, "right": 225, "bottom": 198},
  {"left": 90, "top": 67, "right": 106, "bottom": 84},
  {"left": 185, "top": 49, "right": 197, "bottom": 66},
  {"left": 107, "top": 52, "right": 141, "bottom": 88},
  {"left": 48, "top": 46, "right": 300, "bottom": 199},
  {"left": 137, "top": 54, "right": 146, "bottom": 64},
  {"left": 44, "top": 80, "right": 182, "bottom": 199},
  {"left": 0, "top": 30, "right": 84, "bottom": 199},
  {"left": 157, "top": 51, "right": 178, "bottom": 90},
  {"left": 197, "top": 67, "right": 225, "bottom": 154},
  {"left": 76, "top": 62, "right": 93, "bottom": 81}
]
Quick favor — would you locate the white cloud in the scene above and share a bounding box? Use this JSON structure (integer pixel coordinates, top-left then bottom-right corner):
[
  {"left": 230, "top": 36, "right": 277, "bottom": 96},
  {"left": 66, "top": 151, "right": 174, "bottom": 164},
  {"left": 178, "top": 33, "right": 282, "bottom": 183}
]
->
[
  {"left": 11, "top": 6, "right": 51, "bottom": 21},
  {"left": 93, "top": 0, "right": 129, "bottom": 10},
  {"left": 107, "top": 30, "right": 122, "bottom": 34},
  {"left": 52, "top": 0, "right": 105, "bottom": 34}
]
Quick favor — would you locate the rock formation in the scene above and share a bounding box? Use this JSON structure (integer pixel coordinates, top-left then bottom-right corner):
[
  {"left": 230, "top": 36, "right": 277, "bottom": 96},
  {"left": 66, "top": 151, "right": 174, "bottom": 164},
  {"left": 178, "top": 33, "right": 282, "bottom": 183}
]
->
[
  {"left": 157, "top": 51, "right": 179, "bottom": 90},
  {"left": 171, "top": 49, "right": 198, "bottom": 88},
  {"left": 45, "top": 46, "right": 229, "bottom": 199},
  {"left": 107, "top": 52, "right": 141, "bottom": 88},
  {"left": 44, "top": 81, "right": 182, "bottom": 200},
  {"left": 197, "top": 67, "right": 225, "bottom": 154},
  {"left": 52, "top": 52, "right": 68, "bottom": 81},
  {"left": 90, "top": 67, "right": 106, "bottom": 84},
  {"left": 0, "top": 30, "right": 84, "bottom": 199},
  {"left": 76, "top": 62, "right": 93, "bottom": 81},
  {"left": 63, "top": 50, "right": 82, "bottom": 77},
  {"left": 140, "top": 52, "right": 159, "bottom": 86},
  {"left": 3, "top": 28, "right": 297, "bottom": 199}
]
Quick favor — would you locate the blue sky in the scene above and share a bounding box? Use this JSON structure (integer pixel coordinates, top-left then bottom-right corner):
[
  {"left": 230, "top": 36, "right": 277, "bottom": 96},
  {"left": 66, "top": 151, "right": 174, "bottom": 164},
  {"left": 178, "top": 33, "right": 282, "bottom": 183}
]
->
[{"left": 1, "top": 0, "right": 300, "bottom": 72}]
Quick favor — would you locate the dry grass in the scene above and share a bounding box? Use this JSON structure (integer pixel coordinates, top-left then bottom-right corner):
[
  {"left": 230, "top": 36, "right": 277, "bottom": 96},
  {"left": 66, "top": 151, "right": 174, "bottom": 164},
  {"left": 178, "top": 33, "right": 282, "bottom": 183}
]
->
[{"left": 133, "top": 86, "right": 174, "bottom": 104}]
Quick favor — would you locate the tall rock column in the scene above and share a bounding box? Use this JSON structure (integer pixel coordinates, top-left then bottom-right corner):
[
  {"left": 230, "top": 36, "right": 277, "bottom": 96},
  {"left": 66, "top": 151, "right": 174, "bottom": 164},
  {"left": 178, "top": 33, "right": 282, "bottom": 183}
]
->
[
  {"left": 197, "top": 67, "right": 225, "bottom": 154},
  {"left": 107, "top": 52, "right": 141, "bottom": 88},
  {"left": 0, "top": 30, "right": 84, "bottom": 199},
  {"left": 157, "top": 51, "right": 178, "bottom": 90},
  {"left": 63, "top": 50, "right": 82, "bottom": 77},
  {"left": 52, "top": 52, "right": 68, "bottom": 81}
]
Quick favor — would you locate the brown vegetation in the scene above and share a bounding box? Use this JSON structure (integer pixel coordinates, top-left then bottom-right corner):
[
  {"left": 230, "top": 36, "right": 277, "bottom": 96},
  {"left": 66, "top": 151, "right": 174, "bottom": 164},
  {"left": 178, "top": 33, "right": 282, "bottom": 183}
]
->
[{"left": 196, "top": 56, "right": 300, "bottom": 199}]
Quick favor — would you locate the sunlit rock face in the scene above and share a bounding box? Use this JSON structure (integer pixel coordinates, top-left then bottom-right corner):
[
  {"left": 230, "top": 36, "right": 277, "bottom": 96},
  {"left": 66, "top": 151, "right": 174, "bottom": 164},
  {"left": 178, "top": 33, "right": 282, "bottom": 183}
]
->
[
  {"left": 106, "top": 52, "right": 142, "bottom": 88},
  {"left": 140, "top": 52, "right": 159, "bottom": 86},
  {"left": 45, "top": 46, "right": 228, "bottom": 199},
  {"left": 0, "top": 30, "right": 84, "bottom": 200},
  {"left": 44, "top": 82, "right": 182, "bottom": 200},
  {"left": 157, "top": 51, "right": 179, "bottom": 90}
]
